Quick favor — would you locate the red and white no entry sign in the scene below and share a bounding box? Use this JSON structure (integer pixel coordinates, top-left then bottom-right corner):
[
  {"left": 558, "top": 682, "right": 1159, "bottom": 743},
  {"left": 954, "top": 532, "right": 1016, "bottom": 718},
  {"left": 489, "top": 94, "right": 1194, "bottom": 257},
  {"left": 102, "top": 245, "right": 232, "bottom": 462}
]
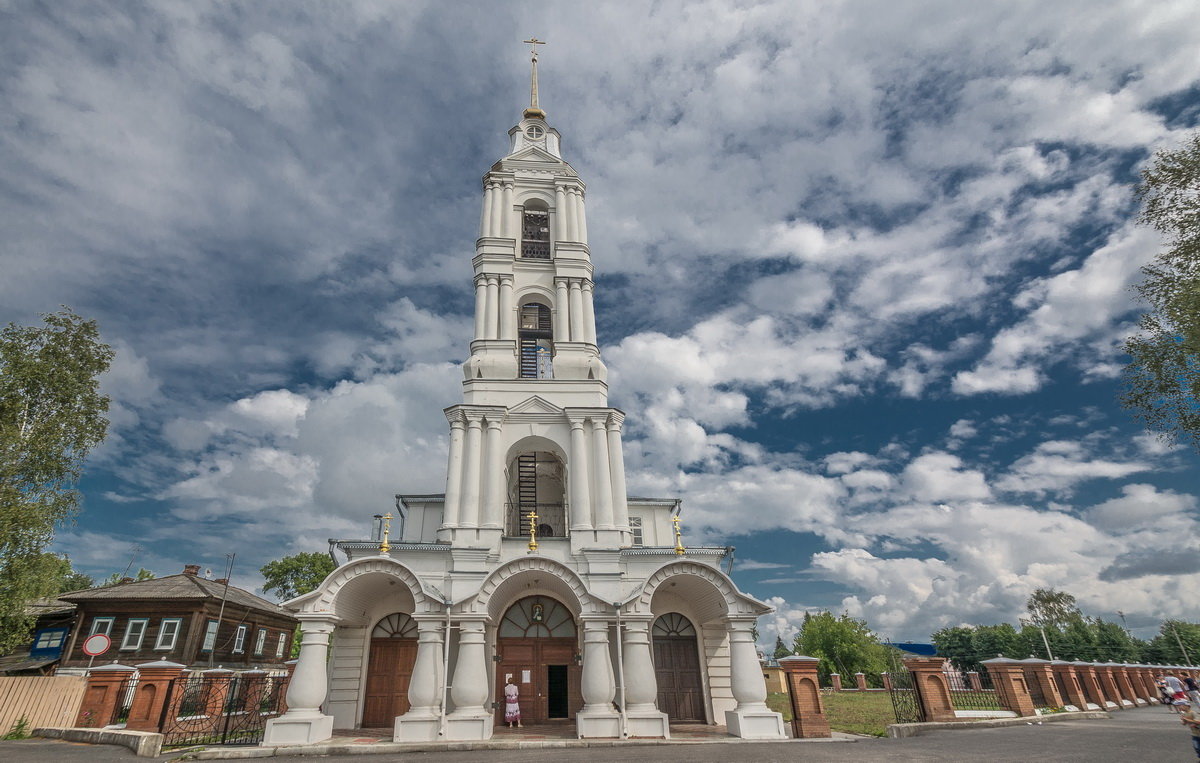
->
[{"left": 82, "top": 633, "right": 111, "bottom": 656}]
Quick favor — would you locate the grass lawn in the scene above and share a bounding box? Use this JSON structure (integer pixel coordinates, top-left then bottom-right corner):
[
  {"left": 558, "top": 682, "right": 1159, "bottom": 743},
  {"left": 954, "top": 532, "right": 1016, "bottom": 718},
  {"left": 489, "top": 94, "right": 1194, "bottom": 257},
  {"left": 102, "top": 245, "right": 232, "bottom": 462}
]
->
[{"left": 767, "top": 690, "right": 896, "bottom": 737}]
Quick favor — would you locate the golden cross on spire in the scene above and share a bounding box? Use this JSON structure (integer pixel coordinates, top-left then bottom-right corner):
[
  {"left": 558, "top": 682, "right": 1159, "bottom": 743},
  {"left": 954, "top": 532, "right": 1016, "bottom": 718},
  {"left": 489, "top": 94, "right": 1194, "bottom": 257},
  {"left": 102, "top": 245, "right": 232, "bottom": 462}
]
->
[
  {"left": 672, "top": 514, "right": 686, "bottom": 556},
  {"left": 522, "top": 37, "right": 547, "bottom": 119},
  {"left": 379, "top": 513, "right": 392, "bottom": 555},
  {"left": 527, "top": 510, "right": 540, "bottom": 553}
]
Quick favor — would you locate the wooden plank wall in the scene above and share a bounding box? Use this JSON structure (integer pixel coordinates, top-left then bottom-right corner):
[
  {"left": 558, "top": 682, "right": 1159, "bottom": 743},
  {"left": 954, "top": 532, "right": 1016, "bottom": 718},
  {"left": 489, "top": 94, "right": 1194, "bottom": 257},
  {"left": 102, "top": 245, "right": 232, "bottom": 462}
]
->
[{"left": 0, "top": 675, "right": 88, "bottom": 732}]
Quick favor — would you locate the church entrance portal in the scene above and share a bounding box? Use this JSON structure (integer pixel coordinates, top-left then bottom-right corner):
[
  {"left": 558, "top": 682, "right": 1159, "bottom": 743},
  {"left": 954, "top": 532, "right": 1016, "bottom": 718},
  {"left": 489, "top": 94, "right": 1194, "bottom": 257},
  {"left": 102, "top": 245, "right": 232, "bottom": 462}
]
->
[
  {"left": 494, "top": 596, "right": 580, "bottom": 724},
  {"left": 652, "top": 613, "right": 705, "bottom": 721},
  {"left": 361, "top": 613, "right": 418, "bottom": 728}
]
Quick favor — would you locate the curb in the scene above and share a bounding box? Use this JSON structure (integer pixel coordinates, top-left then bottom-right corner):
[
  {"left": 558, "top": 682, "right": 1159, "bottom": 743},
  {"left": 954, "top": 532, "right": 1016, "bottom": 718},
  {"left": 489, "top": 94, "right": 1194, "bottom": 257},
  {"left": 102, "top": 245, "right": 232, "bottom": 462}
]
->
[
  {"left": 887, "top": 710, "right": 1112, "bottom": 738},
  {"left": 34, "top": 727, "right": 164, "bottom": 757},
  {"left": 177, "top": 734, "right": 858, "bottom": 759}
]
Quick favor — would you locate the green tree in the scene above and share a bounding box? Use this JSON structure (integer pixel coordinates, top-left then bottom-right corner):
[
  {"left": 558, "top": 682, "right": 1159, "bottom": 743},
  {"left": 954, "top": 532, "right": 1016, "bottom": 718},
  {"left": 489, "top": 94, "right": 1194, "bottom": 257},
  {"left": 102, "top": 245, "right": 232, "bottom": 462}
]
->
[
  {"left": 102, "top": 568, "right": 155, "bottom": 587},
  {"left": 0, "top": 308, "right": 113, "bottom": 652},
  {"left": 1060, "top": 618, "right": 1099, "bottom": 662},
  {"left": 972, "top": 623, "right": 1026, "bottom": 663},
  {"left": 1024, "top": 588, "right": 1084, "bottom": 630},
  {"left": 931, "top": 626, "right": 977, "bottom": 672},
  {"left": 1122, "top": 131, "right": 1200, "bottom": 453},
  {"left": 792, "top": 611, "right": 891, "bottom": 686},
  {"left": 36, "top": 553, "right": 93, "bottom": 593},
  {"left": 1145, "top": 620, "right": 1200, "bottom": 665},
  {"left": 260, "top": 552, "right": 335, "bottom": 601},
  {"left": 1093, "top": 619, "right": 1141, "bottom": 662},
  {"left": 773, "top": 635, "right": 791, "bottom": 659}
]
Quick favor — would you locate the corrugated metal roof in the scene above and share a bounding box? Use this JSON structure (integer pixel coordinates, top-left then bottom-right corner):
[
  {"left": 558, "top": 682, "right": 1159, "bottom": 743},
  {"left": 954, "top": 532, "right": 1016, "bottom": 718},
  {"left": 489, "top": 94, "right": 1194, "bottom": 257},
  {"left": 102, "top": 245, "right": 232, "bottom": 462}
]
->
[{"left": 59, "top": 573, "right": 291, "bottom": 615}]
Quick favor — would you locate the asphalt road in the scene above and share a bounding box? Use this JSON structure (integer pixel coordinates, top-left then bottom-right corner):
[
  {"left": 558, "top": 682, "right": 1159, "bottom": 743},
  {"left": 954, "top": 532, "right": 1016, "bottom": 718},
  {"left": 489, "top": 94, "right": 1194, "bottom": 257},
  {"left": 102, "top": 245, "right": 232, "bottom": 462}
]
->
[{"left": 1, "top": 707, "right": 1193, "bottom": 762}]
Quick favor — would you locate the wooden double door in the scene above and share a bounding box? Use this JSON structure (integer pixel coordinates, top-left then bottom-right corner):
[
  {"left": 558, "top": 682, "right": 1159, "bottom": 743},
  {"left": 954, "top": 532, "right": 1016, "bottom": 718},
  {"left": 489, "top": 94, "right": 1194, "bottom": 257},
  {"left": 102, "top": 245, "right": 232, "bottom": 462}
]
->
[
  {"left": 361, "top": 638, "right": 417, "bottom": 727},
  {"left": 653, "top": 635, "right": 705, "bottom": 721},
  {"left": 495, "top": 638, "right": 582, "bottom": 723}
]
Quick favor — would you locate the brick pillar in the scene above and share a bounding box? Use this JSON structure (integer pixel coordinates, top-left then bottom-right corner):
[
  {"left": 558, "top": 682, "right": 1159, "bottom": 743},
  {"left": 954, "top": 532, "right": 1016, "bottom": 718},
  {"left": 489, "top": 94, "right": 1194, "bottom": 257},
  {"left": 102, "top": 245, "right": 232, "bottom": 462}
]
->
[
  {"left": 966, "top": 671, "right": 982, "bottom": 691},
  {"left": 830, "top": 673, "right": 842, "bottom": 691},
  {"left": 903, "top": 657, "right": 955, "bottom": 722},
  {"left": 1136, "top": 666, "right": 1159, "bottom": 702},
  {"left": 1072, "top": 663, "right": 1104, "bottom": 708},
  {"left": 124, "top": 660, "right": 187, "bottom": 732},
  {"left": 1050, "top": 662, "right": 1087, "bottom": 709},
  {"left": 980, "top": 659, "right": 1036, "bottom": 717},
  {"left": 76, "top": 664, "right": 136, "bottom": 728},
  {"left": 854, "top": 672, "right": 868, "bottom": 691},
  {"left": 779, "top": 656, "right": 831, "bottom": 738},
  {"left": 1021, "top": 659, "right": 1062, "bottom": 708},
  {"left": 881, "top": 672, "right": 892, "bottom": 691},
  {"left": 1111, "top": 665, "right": 1138, "bottom": 706},
  {"left": 1093, "top": 664, "right": 1123, "bottom": 709}
]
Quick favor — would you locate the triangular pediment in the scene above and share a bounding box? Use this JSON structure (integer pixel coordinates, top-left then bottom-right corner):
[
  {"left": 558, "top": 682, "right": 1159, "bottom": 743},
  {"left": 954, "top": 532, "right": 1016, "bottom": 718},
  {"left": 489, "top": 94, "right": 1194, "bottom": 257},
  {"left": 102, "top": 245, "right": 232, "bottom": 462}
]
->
[
  {"left": 506, "top": 145, "right": 563, "bottom": 164},
  {"left": 509, "top": 395, "right": 563, "bottom": 416}
]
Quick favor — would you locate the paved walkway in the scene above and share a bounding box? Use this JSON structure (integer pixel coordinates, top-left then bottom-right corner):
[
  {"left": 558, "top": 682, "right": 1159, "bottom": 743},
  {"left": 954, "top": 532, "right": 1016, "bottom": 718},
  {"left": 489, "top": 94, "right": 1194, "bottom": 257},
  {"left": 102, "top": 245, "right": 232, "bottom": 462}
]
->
[{"left": 0, "top": 706, "right": 1192, "bottom": 761}]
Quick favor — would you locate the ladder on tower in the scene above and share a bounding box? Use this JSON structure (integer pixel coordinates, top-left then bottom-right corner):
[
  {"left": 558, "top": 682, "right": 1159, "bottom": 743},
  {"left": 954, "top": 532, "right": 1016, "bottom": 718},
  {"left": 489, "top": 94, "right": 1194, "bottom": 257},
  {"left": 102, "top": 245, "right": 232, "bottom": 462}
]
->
[
  {"left": 519, "top": 337, "right": 539, "bottom": 378},
  {"left": 516, "top": 454, "right": 538, "bottom": 535}
]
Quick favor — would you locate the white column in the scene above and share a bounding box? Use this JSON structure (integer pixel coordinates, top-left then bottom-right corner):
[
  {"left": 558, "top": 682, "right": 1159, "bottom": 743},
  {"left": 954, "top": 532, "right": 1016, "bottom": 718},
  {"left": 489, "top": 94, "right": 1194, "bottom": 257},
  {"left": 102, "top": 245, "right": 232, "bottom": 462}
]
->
[
  {"left": 581, "top": 280, "right": 598, "bottom": 345},
  {"left": 498, "top": 276, "right": 514, "bottom": 341},
  {"left": 488, "top": 182, "right": 503, "bottom": 238},
  {"left": 576, "top": 189, "right": 588, "bottom": 243},
  {"left": 729, "top": 620, "right": 769, "bottom": 712},
  {"left": 449, "top": 621, "right": 490, "bottom": 715},
  {"left": 472, "top": 277, "right": 487, "bottom": 342},
  {"left": 554, "top": 185, "right": 567, "bottom": 244},
  {"left": 459, "top": 418, "right": 483, "bottom": 528},
  {"left": 481, "top": 417, "right": 504, "bottom": 529},
  {"left": 406, "top": 620, "right": 444, "bottom": 716},
  {"left": 591, "top": 417, "right": 614, "bottom": 530},
  {"left": 553, "top": 278, "right": 570, "bottom": 343},
  {"left": 501, "top": 182, "right": 514, "bottom": 239},
  {"left": 484, "top": 275, "right": 499, "bottom": 340},
  {"left": 607, "top": 417, "right": 629, "bottom": 533},
  {"left": 441, "top": 416, "right": 466, "bottom": 528},
  {"left": 622, "top": 621, "right": 658, "bottom": 712},
  {"left": 564, "top": 187, "right": 578, "bottom": 241},
  {"left": 580, "top": 620, "right": 616, "bottom": 713},
  {"left": 480, "top": 182, "right": 493, "bottom": 239},
  {"left": 569, "top": 420, "right": 592, "bottom": 531},
  {"left": 264, "top": 615, "right": 336, "bottom": 744},
  {"left": 568, "top": 280, "right": 584, "bottom": 342}
]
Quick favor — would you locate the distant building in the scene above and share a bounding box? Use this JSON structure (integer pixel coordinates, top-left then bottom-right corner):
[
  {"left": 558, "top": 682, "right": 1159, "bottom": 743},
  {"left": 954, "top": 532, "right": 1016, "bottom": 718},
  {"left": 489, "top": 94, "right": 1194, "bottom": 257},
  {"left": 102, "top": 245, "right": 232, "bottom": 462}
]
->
[
  {"left": 54, "top": 564, "right": 296, "bottom": 672},
  {"left": 0, "top": 599, "right": 77, "bottom": 675}
]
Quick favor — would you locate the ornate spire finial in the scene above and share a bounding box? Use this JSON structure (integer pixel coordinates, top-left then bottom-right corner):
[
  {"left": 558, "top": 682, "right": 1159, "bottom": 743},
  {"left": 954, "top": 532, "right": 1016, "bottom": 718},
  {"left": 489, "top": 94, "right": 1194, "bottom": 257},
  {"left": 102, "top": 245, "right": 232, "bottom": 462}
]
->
[
  {"left": 523, "top": 37, "right": 546, "bottom": 120},
  {"left": 379, "top": 513, "right": 392, "bottom": 554},
  {"left": 672, "top": 514, "right": 686, "bottom": 556}
]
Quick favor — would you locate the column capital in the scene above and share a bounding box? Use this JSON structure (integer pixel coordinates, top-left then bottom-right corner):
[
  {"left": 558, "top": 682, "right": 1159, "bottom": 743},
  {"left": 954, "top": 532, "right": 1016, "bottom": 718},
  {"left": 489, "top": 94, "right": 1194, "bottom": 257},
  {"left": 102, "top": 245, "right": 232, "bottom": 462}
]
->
[
  {"left": 446, "top": 408, "right": 468, "bottom": 427},
  {"left": 484, "top": 416, "right": 504, "bottom": 430},
  {"left": 606, "top": 411, "right": 625, "bottom": 430},
  {"left": 485, "top": 274, "right": 500, "bottom": 285},
  {"left": 580, "top": 279, "right": 594, "bottom": 293},
  {"left": 555, "top": 276, "right": 570, "bottom": 287},
  {"left": 568, "top": 278, "right": 582, "bottom": 290},
  {"left": 498, "top": 273, "right": 514, "bottom": 284},
  {"left": 295, "top": 614, "right": 340, "bottom": 631},
  {"left": 465, "top": 417, "right": 484, "bottom": 430}
]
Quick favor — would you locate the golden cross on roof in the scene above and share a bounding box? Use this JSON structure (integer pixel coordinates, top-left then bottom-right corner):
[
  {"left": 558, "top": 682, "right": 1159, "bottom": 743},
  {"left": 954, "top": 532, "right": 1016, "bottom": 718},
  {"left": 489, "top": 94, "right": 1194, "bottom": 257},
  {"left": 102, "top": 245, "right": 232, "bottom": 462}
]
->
[{"left": 522, "top": 37, "right": 547, "bottom": 118}]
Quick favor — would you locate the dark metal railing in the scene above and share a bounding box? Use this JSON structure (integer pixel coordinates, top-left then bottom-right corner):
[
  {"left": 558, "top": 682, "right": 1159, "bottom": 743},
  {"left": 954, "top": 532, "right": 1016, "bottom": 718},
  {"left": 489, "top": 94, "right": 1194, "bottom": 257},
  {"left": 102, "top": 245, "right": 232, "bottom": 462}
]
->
[
  {"left": 945, "top": 670, "right": 1004, "bottom": 711},
  {"left": 111, "top": 675, "right": 138, "bottom": 726},
  {"left": 521, "top": 240, "right": 551, "bottom": 259}
]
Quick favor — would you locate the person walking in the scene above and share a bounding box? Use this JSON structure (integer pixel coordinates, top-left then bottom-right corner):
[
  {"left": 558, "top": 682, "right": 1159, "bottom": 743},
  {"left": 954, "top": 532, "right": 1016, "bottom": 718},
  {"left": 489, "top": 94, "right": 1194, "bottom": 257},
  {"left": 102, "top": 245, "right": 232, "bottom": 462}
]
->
[
  {"left": 1166, "top": 674, "right": 1190, "bottom": 715},
  {"left": 1182, "top": 700, "right": 1200, "bottom": 760},
  {"left": 503, "top": 676, "right": 522, "bottom": 728}
]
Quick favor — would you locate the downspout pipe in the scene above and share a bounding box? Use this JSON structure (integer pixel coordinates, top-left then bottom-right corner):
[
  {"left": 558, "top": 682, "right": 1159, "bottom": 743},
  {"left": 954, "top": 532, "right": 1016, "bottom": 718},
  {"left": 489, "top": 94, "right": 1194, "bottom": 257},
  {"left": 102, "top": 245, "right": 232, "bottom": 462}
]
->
[
  {"left": 614, "top": 602, "right": 627, "bottom": 738},
  {"left": 439, "top": 599, "right": 453, "bottom": 738}
]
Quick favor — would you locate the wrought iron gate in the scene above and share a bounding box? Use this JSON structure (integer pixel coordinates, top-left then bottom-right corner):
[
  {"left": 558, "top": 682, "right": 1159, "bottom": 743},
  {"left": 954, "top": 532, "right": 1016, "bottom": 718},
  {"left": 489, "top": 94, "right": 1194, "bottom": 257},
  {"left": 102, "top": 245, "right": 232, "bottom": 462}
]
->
[
  {"left": 884, "top": 646, "right": 925, "bottom": 724},
  {"left": 159, "top": 672, "right": 288, "bottom": 748}
]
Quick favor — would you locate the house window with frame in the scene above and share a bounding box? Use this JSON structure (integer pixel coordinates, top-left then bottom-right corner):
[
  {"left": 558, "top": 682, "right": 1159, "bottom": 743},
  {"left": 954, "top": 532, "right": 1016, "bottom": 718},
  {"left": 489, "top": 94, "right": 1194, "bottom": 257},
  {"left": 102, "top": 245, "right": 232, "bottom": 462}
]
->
[
  {"left": 275, "top": 632, "right": 288, "bottom": 659},
  {"left": 121, "top": 619, "right": 149, "bottom": 650},
  {"left": 155, "top": 618, "right": 182, "bottom": 651},
  {"left": 201, "top": 620, "right": 219, "bottom": 652},
  {"left": 89, "top": 617, "right": 115, "bottom": 637},
  {"left": 33, "top": 629, "right": 67, "bottom": 650},
  {"left": 232, "top": 624, "right": 248, "bottom": 653},
  {"left": 254, "top": 628, "right": 267, "bottom": 656},
  {"left": 629, "top": 516, "right": 644, "bottom": 547}
]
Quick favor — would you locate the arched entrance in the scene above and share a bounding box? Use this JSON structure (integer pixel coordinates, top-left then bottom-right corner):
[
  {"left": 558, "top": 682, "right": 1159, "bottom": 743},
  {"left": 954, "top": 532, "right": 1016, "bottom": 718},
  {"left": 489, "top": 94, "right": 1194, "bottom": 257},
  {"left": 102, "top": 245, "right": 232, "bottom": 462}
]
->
[
  {"left": 494, "top": 596, "right": 580, "bottom": 723},
  {"left": 361, "top": 613, "right": 418, "bottom": 727},
  {"left": 652, "top": 612, "right": 704, "bottom": 721}
]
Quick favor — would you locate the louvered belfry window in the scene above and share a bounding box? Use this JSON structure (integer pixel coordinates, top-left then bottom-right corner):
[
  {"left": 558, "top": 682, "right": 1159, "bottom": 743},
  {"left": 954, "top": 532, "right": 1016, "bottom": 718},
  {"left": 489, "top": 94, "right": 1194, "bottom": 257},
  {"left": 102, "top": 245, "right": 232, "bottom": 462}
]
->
[
  {"left": 521, "top": 209, "right": 551, "bottom": 259},
  {"left": 518, "top": 303, "right": 553, "bottom": 379}
]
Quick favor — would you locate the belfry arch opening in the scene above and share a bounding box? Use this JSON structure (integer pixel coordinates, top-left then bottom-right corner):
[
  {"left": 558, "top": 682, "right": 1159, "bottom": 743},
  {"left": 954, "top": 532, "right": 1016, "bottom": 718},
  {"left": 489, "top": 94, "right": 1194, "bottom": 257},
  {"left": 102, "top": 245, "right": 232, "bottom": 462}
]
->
[
  {"left": 521, "top": 199, "right": 550, "bottom": 259},
  {"left": 518, "top": 303, "right": 553, "bottom": 379},
  {"left": 506, "top": 451, "right": 565, "bottom": 537}
]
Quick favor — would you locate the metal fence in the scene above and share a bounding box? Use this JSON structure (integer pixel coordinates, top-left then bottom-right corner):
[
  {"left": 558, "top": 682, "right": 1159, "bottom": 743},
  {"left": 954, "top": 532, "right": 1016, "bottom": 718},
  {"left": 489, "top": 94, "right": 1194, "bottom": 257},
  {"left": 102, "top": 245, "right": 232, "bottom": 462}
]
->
[
  {"left": 159, "top": 673, "right": 288, "bottom": 748},
  {"left": 110, "top": 675, "right": 138, "bottom": 726},
  {"left": 944, "top": 670, "right": 1004, "bottom": 711},
  {"left": 1022, "top": 668, "right": 1050, "bottom": 708}
]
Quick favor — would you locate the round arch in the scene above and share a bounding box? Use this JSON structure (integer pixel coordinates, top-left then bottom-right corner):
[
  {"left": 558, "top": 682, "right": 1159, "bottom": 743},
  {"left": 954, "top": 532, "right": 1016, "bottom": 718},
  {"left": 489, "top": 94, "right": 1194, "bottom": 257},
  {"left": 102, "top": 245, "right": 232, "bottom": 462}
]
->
[
  {"left": 514, "top": 189, "right": 555, "bottom": 208},
  {"left": 504, "top": 434, "right": 568, "bottom": 467},
  {"left": 291, "top": 556, "right": 443, "bottom": 625},
  {"left": 461, "top": 556, "right": 604, "bottom": 621},
  {"left": 628, "top": 560, "right": 769, "bottom": 624},
  {"left": 514, "top": 284, "right": 556, "bottom": 306}
]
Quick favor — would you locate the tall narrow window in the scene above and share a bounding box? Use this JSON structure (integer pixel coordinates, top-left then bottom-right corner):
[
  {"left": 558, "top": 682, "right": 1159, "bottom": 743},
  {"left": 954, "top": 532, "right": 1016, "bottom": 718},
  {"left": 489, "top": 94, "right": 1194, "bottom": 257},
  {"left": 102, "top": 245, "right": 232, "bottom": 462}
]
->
[
  {"left": 629, "top": 516, "right": 644, "bottom": 547},
  {"left": 518, "top": 303, "right": 553, "bottom": 379},
  {"left": 121, "top": 619, "right": 148, "bottom": 650},
  {"left": 233, "top": 624, "right": 248, "bottom": 653},
  {"left": 201, "top": 620, "right": 219, "bottom": 652},
  {"left": 521, "top": 208, "right": 550, "bottom": 259},
  {"left": 155, "top": 618, "right": 182, "bottom": 650}
]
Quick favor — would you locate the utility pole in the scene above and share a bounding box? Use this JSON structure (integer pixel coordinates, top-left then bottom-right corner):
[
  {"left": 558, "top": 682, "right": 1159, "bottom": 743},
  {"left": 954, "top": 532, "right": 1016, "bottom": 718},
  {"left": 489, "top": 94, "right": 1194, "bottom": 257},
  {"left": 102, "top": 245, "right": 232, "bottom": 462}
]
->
[
  {"left": 1039, "top": 625, "right": 1055, "bottom": 661},
  {"left": 1170, "top": 622, "right": 1193, "bottom": 665},
  {"left": 208, "top": 553, "right": 235, "bottom": 668}
]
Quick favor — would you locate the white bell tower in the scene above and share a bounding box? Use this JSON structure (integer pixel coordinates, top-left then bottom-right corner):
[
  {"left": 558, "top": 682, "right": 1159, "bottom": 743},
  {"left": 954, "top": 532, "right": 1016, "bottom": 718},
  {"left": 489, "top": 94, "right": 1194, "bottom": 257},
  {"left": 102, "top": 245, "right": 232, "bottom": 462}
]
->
[{"left": 438, "top": 41, "right": 629, "bottom": 554}]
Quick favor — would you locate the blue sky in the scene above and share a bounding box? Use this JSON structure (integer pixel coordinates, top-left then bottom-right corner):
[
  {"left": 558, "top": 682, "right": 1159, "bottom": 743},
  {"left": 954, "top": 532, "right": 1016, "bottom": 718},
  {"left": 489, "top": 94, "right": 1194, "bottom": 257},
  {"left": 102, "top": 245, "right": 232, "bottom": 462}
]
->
[{"left": 2, "top": 1, "right": 1198, "bottom": 644}]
